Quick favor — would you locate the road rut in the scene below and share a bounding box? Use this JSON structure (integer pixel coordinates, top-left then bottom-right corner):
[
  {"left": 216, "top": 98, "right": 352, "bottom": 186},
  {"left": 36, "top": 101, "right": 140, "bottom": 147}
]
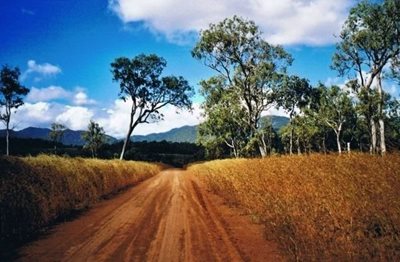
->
[{"left": 17, "top": 169, "right": 282, "bottom": 261}]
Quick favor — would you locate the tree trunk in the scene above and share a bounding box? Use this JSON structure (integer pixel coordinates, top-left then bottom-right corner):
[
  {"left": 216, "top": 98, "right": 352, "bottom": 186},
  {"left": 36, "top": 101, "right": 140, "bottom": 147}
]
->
[
  {"left": 289, "top": 126, "right": 293, "bottom": 155},
  {"left": 377, "top": 73, "right": 386, "bottom": 155},
  {"left": 259, "top": 146, "right": 266, "bottom": 158},
  {"left": 336, "top": 132, "right": 341, "bottom": 154},
  {"left": 120, "top": 108, "right": 136, "bottom": 160},
  {"left": 120, "top": 131, "right": 131, "bottom": 160},
  {"left": 370, "top": 119, "right": 377, "bottom": 154},
  {"left": 6, "top": 121, "right": 9, "bottom": 156},
  {"left": 322, "top": 135, "right": 327, "bottom": 154},
  {"left": 296, "top": 137, "right": 301, "bottom": 155},
  {"left": 378, "top": 118, "right": 385, "bottom": 155},
  {"left": 258, "top": 134, "right": 267, "bottom": 158}
]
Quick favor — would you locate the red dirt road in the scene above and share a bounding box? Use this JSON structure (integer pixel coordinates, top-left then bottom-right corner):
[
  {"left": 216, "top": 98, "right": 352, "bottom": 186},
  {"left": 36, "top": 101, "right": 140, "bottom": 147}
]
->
[{"left": 17, "top": 169, "right": 282, "bottom": 262}]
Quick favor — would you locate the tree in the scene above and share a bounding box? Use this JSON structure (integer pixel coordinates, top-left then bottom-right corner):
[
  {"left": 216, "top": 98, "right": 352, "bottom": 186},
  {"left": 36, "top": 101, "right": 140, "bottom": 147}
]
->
[
  {"left": 192, "top": 16, "right": 292, "bottom": 157},
  {"left": 252, "top": 117, "right": 277, "bottom": 156},
  {"left": 332, "top": 0, "right": 400, "bottom": 155},
  {"left": 0, "top": 65, "right": 29, "bottom": 156},
  {"left": 82, "top": 120, "right": 105, "bottom": 158},
  {"left": 198, "top": 76, "right": 248, "bottom": 158},
  {"left": 49, "top": 122, "right": 66, "bottom": 155},
  {"left": 316, "top": 85, "right": 355, "bottom": 154},
  {"left": 111, "top": 54, "right": 193, "bottom": 160},
  {"left": 275, "top": 75, "right": 313, "bottom": 154}
]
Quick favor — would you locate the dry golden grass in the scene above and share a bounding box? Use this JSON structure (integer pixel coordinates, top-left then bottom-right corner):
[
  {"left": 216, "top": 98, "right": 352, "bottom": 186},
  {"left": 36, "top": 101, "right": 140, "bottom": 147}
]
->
[
  {"left": 0, "top": 155, "right": 164, "bottom": 245},
  {"left": 189, "top": 154, "right": 400, "bottom": 261}
]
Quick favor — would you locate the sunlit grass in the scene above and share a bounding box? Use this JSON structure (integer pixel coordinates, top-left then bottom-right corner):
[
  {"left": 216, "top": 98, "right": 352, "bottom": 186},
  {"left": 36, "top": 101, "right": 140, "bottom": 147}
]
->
[
  {"left": 0, "top": 155, "right": 164, "bottom": 245},
  {"left": 189, "top": 154, "right": 400, "bottom": 261}
]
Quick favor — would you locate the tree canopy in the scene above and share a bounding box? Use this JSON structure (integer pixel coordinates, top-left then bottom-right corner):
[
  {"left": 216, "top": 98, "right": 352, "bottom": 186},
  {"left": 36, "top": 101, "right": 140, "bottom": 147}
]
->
[
  {"left": 111, "top": 54, "right": 194, "bottom": 160},
  {"left": 0, "top": 65, "right": 29, "bottom": 156},
  {"left": 193, "top": 16, "right": 292, "bottom": 157}
]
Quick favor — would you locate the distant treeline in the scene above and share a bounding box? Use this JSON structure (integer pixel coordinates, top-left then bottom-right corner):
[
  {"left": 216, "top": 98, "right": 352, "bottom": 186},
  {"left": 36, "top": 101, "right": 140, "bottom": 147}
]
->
[{"left": 0, "top": 137, "right": 205, "bottom": 167}]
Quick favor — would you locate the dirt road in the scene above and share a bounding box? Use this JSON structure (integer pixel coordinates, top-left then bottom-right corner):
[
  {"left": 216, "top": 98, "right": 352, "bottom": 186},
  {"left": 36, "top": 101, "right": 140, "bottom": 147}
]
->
[{"left": 17, "top": 169, "right": 282, "bottom": 261}]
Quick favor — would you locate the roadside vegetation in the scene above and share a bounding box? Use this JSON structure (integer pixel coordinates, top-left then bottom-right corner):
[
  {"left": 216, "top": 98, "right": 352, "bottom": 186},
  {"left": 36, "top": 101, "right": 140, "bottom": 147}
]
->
[
  {"left": 189, "top": 154, "right": 400, "bottom": 260},
  {"left": 0, "top": 155, "right": 164, "bottom": 248}
]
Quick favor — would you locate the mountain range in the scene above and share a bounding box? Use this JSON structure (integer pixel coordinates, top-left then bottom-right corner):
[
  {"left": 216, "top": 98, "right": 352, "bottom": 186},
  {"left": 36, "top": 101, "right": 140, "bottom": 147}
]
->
[{"left": 0, "top": 115, "right": 289, "bottom": 145}]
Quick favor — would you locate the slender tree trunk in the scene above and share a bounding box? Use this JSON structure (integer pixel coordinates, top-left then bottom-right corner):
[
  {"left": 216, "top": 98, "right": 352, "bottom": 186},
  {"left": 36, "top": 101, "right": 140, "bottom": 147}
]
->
[
  {"left": 336, "top": 134, "right": 341, "bottom": 154},
  {"left": 259, "top": 145, "right": 266, "bottom": 158},
  {"left": 289, "top": 126, "right": 293, "bottom": 155},
  {"left": 120, "top": 108, "right": 136, "bottom": 160},
  {"left": 225, "top": 139, "right": 239, "bottom": 158},
  {"left": 289, "top": 113, "right": 294, "bottom": 155},
  {"left": 377, "top": 73, "right": 386, "bottom": 155},
  {"left": 322, "top": 135, "right": 326, "bottom": 154},
  {"left": 370, "top": 119, "right": 377, "bottom": 154},
  {"left": 334, "top": 124, "right": 342, "bottom": 155},
  {"left": 233, "top": 146, "right": 238, "bottom": 158},
  {"left": 258, "top": 133, "right": 267, "bottom": 158},
  {"left": 296, "top": 137, "right": 301, "bottom": 155},
  {"left": 6, "top": 120, "right": 9, "bottom": 156},
  {"left": 120, "top": 130, "right": 132, "bottom": 160}
]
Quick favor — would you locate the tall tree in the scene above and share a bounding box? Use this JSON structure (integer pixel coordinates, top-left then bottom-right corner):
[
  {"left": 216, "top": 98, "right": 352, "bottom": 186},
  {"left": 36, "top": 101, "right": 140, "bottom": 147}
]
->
[
  {"left": 0, "top": 65, "right": 29, "bottom": 156},
  {"left": 316, "top": 85, "right": 355, "bottom": 154},
  {"left": 332, "top": 0, "right": 400, "bottom": 155},
  {"left": 111, "top": 54, "right": 193, "bottom": 160},
  {"left": 82, "top": 120, "right": 105, "bottom": 158},
  {"left": 198, "top": 76, "right": 248, "bottom": 158},
  {"left": 49, "top": 123, "right": 66, "bottom": 155},
  {"left": 192, "top": 16, "right": 292, "bottom": 157},
  {"left": 275, "top": 75, "right": 313, "bottom": 155}
]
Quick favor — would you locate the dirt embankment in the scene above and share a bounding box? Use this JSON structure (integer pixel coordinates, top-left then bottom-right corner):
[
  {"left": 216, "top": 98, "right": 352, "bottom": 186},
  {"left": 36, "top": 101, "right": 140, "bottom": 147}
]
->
[{"left": 15, "top": 169, "right": 282, "bottom": 262}]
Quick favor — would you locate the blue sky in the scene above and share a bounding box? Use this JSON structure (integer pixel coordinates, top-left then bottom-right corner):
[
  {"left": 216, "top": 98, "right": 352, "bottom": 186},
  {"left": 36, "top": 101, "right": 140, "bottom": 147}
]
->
[{"left": 0, "top": 0, "right": 376, "bottom": 137}]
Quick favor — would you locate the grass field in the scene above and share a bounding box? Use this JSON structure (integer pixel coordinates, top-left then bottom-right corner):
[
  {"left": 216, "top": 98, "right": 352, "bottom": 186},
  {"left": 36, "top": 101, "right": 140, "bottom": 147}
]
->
[
  {"left": 0, "top": 155, "right": 164, "bottom": 246},
  {"left": 189, "top": 154, "right": 400, "bottom": 261}
]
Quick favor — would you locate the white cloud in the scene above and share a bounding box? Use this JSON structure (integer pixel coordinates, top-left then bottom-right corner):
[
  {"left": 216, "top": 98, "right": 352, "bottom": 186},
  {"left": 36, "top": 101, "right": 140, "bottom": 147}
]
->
[
  {"left": 55, "top": 106, "right": 94, "bottom": 130},
  {"left": 98, "top": 100, "right": 203, "bottom": 138},
  {"left": 10, "top": 102, "right": 64, "bottom": 129},
  {"left": 264, "top": 107, "right": 289, "bottom": 118},
  {"left": 22, "top": 60, "right": 61, "bottom": 80},
  {"left": 73, "top": 90, "right": 96, "bottom": 106},
  {"left": 8, "top": 94, "right": 201, "bottom": 137},
  {"left": 27, "top": 86, "right": 71, "bottom": 102},
  {"left": 109, "top": 0, "right": 351, "bottom": 45}
]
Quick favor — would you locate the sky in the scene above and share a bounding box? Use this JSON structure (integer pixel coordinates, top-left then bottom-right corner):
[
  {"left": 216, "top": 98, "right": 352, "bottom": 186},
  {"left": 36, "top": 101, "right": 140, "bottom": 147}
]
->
[{"left": 1, "top": 0, "right": 395, "bottom": 138}]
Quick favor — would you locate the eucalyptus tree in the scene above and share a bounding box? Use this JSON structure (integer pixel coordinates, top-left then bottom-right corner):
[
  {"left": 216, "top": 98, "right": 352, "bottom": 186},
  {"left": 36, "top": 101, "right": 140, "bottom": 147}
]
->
[
  {"left": 275, "top": 75, "right": 313, "bottom": 154},
  {"left": 316, "top": 85, "right": 356, "bottom": 154},
  {"left": 49, "top": 122, "right": 66, "bottom": 155},
  {"left": 192, "top": 16, "right": 292, "bottom": 157},
  {"left": 111, "top": 54, "right": 193, "bottom": 160},
  {"left": 332, "top": 0, "right": 400, "bottom": 155},
  {"left": 198, "top": 76, "right": 248, "bottom": 158},
  {"left": 82, "top": 120, "right": 105, "bottom": 158},
  {"left": 0, "top": 65, "right": 29, "bottom": 156}
]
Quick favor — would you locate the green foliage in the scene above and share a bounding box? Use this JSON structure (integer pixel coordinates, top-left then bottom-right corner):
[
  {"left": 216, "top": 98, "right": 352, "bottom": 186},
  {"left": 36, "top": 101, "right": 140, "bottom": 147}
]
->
[
  {"left": 311, "top": 85, "right": 356, "bottom": 153},
  {"left": 193, "top": 16, "right": 292, "bottom": 157},
  {"left": 275, "top": 76, "right": 313, "bottom": 118},
  {"left": 332, "top": 0, "right": 400, "bottom": 154},
  {"left": 49, "top": 123, "right": 66, "bottom": 155},
  {"left": 197, "top": 76, "right": 248, "bottom": 158},
  {"left": 82, "top": 120, "right": 106, "bottom": 158},
  {"left": 111, "top": 54, "right": 194, "bottom": 159},
  {"left": 0, "top": 65, "right": 29, "bottom": 156}
]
